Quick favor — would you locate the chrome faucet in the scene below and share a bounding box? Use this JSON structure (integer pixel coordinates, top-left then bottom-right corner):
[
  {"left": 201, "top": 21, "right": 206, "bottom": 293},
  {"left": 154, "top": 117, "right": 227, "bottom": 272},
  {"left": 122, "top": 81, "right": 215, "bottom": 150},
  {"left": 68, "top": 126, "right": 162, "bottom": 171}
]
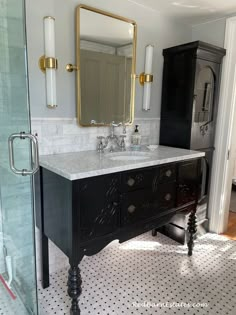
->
[
  {"left": 107, "top": 122, "right": 126, "bottom": 152},
  {"left": 97, "top": 121, "right": 126, "bottom": 153}
]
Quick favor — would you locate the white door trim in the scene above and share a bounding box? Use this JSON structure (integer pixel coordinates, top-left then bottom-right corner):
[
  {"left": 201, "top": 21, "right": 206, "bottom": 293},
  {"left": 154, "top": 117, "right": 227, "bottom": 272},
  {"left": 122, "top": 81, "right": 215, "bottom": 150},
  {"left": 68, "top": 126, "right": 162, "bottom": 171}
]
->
[{"left": 208, "top": 16, "right": 236, "bottom": 233}]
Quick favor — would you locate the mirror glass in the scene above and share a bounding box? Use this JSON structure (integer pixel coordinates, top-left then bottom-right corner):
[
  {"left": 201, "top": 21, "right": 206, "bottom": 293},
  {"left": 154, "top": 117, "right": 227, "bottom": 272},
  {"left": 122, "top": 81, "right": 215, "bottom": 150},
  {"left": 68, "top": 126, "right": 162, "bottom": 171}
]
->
[
  {"left": 195, "top": 66, "right": 215, "bottom": 123},
  {"left": 77, "top": 6, "right": 136, "bottom": 126}
]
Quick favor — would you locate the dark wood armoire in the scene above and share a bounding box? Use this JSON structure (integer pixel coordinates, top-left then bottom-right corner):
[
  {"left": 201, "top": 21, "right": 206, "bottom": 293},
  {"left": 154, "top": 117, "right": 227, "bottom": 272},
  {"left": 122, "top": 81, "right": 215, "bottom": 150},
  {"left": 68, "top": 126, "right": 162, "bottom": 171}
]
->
[{"left": 159, "top": 41, "right": 226, "bottom": 243}]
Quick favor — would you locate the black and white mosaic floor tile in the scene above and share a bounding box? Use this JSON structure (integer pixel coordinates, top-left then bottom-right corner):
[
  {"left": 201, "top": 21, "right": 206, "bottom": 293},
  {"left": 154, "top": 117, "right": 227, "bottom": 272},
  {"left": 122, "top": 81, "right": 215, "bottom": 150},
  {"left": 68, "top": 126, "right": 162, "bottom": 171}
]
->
[{"left": 38, "top": 232, "right": 236, "bottom": 315}]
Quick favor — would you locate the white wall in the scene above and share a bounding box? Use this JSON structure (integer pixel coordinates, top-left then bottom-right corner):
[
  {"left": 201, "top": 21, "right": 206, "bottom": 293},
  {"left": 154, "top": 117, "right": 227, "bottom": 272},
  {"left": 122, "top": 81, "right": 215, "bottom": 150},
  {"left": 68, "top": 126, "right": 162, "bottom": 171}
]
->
[
  {"left": 25, "top": 0, "right": 192, "bottom": 120},
  {"left": 192, "top": 18, "right": 226, "bottom": 47}
]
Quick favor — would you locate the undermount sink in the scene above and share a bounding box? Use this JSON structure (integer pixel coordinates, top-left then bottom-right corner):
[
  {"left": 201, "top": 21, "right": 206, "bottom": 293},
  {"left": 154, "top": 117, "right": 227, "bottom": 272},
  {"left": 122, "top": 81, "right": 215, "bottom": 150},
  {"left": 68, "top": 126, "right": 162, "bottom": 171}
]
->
[{"left": 105, "top": 151, "right": 151, "bottom": 161}]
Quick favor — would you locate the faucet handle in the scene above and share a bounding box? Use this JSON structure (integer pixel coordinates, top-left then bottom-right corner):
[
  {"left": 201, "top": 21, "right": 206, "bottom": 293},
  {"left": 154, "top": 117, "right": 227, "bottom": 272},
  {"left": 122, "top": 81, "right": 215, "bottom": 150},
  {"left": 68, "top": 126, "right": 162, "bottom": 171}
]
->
[{"left": 97, "top": 136, "right": 106, "bottom": 153}]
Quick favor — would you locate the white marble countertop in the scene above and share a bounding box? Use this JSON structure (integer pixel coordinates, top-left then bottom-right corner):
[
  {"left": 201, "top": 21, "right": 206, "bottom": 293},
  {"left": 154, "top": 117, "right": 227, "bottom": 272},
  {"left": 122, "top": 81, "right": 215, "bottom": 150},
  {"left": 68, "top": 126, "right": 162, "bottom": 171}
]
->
[{"left": 39, "top": 146, "right": 205, "bottom": 181}]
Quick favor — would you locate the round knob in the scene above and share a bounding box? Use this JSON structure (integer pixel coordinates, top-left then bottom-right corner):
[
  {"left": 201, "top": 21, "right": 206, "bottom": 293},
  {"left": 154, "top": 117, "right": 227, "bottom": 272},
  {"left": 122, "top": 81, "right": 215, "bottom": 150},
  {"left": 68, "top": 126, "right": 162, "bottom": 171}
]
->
[
  {"left": 127, "top": 178, "right": 135, "bottom": 187},
  {"left": 128, "top": 205, "right": 136, "bottom": 214},
  {"left": 66, "top": 64, "right": 78, "bottom": 72},
  {"left": 165, "top": 193, "right": 172, "bottom": 201},
  {"left": 165, "top": 170, "right": 172, "bottom": 177}
]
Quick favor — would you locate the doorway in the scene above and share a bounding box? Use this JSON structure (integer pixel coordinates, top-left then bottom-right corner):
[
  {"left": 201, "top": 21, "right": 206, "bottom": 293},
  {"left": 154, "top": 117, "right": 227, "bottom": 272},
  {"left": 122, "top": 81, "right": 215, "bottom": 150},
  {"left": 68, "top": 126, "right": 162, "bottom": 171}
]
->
[
  {"left": 208, "top": 16, "right": 236, "bottom": 235},
  {"left": 222, "top": 154, "right": 236, "bottom": 240}
]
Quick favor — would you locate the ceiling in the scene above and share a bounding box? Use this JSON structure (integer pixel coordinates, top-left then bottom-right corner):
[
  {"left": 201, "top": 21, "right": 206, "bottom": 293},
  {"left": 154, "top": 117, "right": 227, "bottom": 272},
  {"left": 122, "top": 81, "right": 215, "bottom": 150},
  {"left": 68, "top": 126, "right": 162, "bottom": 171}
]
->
[{"left": 126, "top": 0, "right": 236, "bottom": 25}]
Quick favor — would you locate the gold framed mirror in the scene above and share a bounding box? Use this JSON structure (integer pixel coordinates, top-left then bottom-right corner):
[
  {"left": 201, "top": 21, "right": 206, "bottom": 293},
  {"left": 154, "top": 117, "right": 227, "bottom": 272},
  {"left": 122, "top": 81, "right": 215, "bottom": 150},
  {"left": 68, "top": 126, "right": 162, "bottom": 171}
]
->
[{"left": 76, "top": 5, "right": 137, "bottom": 126}]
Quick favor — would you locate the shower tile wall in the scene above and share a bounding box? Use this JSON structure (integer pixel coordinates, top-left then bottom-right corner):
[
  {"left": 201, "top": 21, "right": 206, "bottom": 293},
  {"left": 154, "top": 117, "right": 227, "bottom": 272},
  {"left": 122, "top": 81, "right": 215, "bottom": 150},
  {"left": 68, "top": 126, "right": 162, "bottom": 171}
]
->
[
  {"left": 0, "top": 0, "right": 9, "bottom": 275},
  {"left": 31, "top": 117, "right": 160, "bottom": 155},
  {"left": 0, "top": 1, "right": 37, "bottom": 311}
]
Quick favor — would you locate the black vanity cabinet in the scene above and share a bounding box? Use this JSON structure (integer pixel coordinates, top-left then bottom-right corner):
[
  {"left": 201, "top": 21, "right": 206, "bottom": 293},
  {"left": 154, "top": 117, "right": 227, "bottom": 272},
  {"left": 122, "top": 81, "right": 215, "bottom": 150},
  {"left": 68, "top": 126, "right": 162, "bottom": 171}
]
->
[{"left": 37, "top": 157, "right": 201, "bottom": 315}]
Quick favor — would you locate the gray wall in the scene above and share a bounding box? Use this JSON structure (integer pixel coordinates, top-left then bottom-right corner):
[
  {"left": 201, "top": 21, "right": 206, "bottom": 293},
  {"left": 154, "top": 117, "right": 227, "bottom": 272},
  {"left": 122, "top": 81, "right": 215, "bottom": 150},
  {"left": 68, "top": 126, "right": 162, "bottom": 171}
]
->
[
  {"left": 25, "top": 0, "right": 192, "bottom": 119},
  {"left": 192, "top": 18, "right": 226, "bottom": 48}
]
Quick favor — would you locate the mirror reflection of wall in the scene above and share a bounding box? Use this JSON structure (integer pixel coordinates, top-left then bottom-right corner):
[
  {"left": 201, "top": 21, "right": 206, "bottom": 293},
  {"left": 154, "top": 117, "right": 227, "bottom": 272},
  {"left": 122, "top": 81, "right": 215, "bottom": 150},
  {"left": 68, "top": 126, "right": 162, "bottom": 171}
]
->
[
  {"left": 194, "top": 66, "right": 215, "bottom": 123},
  {"left": 78, "top": 6, "right": 136, "bottom": 126}
]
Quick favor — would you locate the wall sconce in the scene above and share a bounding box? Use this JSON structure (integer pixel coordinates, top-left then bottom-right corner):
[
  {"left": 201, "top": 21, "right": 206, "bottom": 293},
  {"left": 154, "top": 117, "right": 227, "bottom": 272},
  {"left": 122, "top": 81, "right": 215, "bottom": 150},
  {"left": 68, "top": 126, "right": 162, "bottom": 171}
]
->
[
  {"left": 39, "top": 16, "right": 58, "bottom": 109},
  {"left": 138, "top": 45, "right": 154, "bottom": 111}
]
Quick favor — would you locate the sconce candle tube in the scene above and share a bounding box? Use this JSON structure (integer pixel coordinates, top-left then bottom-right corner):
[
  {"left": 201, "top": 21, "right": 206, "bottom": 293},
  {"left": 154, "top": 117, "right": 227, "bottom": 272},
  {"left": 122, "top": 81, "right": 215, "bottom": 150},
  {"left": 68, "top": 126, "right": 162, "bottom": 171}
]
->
[
  {"left": 144, "top": 45, "right": 154, "bottom": 74},
  {"left": 143, "top": 82, "right": 151, "bottom": 111},
  {"left": 43, "top": 16, "right": 57, "bottom": 108},
  {"left": 44, "top": 17, "right": 55, "bottom": 57},
  {"left": 46, "top": 69, "right": 56, "bottom": 108},
  {"left": 143, "top": 45, "right": 154, "bottom": 111}
]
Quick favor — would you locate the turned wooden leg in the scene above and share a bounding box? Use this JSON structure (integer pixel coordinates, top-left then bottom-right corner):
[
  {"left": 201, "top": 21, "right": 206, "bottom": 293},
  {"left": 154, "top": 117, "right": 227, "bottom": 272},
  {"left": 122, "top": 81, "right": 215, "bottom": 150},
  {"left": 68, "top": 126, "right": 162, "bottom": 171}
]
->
[
  {"left": 40, "top": 232, "right": 50, "bottom": 289},
  {"left": 187, "top": 210, "right": 197, "bottom": 256},
  {"left": 68, "top": 264, "right": 82, "bottom": 315},
  {"left": 152, "top": 229, "right": 157, "bottom": 237}
]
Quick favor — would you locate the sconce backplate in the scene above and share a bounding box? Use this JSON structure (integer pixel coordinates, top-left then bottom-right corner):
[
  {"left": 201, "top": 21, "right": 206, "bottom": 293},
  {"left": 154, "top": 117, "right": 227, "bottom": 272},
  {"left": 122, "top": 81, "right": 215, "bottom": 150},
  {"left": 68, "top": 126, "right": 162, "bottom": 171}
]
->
[
  {"left": 39, "top": 55, "right": 58, "bottom": 73},
  {"left": 138, "top": 72, "right": 154, "bottom": 86}
]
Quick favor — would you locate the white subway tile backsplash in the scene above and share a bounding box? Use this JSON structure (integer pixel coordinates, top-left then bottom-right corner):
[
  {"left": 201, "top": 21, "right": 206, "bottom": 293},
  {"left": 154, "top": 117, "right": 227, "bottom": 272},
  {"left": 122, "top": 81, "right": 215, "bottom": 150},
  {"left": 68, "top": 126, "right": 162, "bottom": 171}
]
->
[{"left": 31, "top": 118, "right": 160, "bottom": 156}]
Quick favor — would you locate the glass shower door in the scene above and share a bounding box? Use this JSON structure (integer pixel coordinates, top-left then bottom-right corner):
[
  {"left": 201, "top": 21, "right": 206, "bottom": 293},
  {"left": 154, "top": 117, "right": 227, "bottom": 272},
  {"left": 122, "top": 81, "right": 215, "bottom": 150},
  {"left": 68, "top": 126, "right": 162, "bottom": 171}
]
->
[{"left": 0, "top": 0, "right": 38, "bottom": 314}]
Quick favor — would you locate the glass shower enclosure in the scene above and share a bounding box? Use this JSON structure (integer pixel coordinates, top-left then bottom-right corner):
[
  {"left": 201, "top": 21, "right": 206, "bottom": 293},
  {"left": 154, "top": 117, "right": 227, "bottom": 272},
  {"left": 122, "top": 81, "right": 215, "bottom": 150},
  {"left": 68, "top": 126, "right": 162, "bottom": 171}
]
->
[{"left": 0, "top": 0, "right": 38, "bottom": 314}]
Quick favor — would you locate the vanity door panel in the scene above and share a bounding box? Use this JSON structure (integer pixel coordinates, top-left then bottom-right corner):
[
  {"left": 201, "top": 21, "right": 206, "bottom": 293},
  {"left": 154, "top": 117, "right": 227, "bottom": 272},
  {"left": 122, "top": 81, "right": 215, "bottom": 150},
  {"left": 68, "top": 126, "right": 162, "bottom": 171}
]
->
[
  {"left": 177, "top": 160, "right": 199, "bottom": 207},
  {"left": 79, "top": 174, "right": 120, "bottom": 241}
]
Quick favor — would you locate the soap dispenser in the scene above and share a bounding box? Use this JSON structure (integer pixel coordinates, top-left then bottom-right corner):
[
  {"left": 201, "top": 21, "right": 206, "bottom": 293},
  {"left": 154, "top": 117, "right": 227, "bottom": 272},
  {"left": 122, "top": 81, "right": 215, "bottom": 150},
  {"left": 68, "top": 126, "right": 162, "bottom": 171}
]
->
[{"left": 131, "top": 125, "right": 141, "bottom": 150}]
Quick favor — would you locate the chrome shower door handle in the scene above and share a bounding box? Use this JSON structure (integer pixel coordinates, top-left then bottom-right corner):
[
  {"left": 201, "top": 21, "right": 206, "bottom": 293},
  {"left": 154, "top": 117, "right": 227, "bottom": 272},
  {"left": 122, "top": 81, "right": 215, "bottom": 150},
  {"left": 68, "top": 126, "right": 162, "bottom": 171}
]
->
[{"left": 8, "top": 132, "right": 39, "bottom": 176}]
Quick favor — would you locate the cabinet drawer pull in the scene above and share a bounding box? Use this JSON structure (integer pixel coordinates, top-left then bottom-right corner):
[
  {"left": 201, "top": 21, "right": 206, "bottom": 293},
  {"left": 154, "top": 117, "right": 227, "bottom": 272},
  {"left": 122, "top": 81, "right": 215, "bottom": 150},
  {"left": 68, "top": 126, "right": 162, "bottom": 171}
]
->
[
  {"left": 165, "top": 170, "right": 172, "bottom": 177},
  {"left": 128, "top": 205, "right": 136, "bottom": 214},
  {"left": 165, "top": 193, "right": 172, "bottom": 201},
  {"left": 127, "top": 178, "right": 135, "bottom": 187}
]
